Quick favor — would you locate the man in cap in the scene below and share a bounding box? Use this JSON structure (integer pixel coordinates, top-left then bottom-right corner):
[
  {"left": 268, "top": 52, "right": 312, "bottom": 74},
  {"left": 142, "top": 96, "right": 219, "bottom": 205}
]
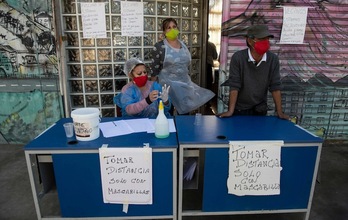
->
[{"left": 217, "top": 24, "right": 289, "bottom": 119}]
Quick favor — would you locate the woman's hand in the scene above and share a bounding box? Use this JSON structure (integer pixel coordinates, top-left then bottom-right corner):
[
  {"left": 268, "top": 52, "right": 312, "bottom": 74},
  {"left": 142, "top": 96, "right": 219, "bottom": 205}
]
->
[
  {"left": 148, "top": 90, "right": 159, "bottom": 102},
  {"left": 160, "top": 84, "right": 170, "bottom": 104}
]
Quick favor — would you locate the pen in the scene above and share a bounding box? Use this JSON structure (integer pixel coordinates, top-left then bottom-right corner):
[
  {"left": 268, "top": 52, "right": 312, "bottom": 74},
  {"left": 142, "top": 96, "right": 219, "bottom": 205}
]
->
[{"left": 112, "top": 121, "right": 117, "bottom": 126}]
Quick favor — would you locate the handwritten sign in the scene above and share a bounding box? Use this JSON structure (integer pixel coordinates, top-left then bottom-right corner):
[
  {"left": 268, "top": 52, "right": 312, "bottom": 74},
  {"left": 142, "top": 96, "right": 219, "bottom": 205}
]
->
[
  {"left": 81, "top": 3, "right": 106, "bottom": 38},
  {"left": 227, "top": 141, "right": 283, "bottom": 196},
  {"left": 280, "top": 7, "right": 308, "bottom": 44},
  {"left": 121, "top": 2, "right": 144, "bottom": 36},
  {"left": 99, "top": 147, "right": 152, "bottom": 204}
]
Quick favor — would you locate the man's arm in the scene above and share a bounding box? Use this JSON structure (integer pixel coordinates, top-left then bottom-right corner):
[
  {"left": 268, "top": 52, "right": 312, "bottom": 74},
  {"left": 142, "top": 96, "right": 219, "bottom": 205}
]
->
[
  {"left": 272, "top": 90, "right": 289, "bottom": 120},
  {"left": 217, "top": 90, "right": 238, "bottom": 118},
  {"left": 212, "top": 43, "right": 218, "bottom": 60}
]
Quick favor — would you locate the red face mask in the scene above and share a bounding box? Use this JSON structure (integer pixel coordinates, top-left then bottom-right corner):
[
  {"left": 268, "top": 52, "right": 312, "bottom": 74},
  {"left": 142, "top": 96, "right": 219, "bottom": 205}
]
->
[
  {"left": 253, "top": 39, "right": 270, "bottom": 55},
  {"left": 133, "top": 75, "right": 148, "bottom": 87}
]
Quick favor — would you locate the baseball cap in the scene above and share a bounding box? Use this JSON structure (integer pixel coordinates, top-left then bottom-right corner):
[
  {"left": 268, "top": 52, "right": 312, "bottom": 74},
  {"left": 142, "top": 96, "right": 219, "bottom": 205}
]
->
[
  {"left": 246, "top": 25, "right": 274, "bottom": 39},
  {"left": 124, "top": 58, "right": 145, "bottom": 76}
]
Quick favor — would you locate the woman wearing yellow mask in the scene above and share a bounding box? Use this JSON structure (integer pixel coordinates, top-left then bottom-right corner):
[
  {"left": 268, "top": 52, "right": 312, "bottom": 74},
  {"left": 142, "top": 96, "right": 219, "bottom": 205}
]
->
[{"left": 150, "top": 18, "right": 214, "bottom": 115}]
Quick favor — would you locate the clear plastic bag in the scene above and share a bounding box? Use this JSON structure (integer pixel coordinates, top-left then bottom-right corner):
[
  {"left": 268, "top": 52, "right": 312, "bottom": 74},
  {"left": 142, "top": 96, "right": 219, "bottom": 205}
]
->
[{"left": 167, "top": 80, "right": 215, "bottom": 114}]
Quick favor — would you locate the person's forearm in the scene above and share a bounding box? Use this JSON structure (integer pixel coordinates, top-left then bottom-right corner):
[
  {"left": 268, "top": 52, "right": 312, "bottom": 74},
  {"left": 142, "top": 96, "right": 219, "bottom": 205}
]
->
[
  {"left": 217, "top": 89, "right": 238, "bottom": 117},
  {"left": 228, "top": 90, "right": 238, "bottom": 114},
  {"left": 125, "top": 99, "right": 148, "bottom": 115},
  {"left": 272, "top": 90, "right": 290, "bottom": 119},
  {"left": 272, "top": 90, "right": 283, "bottom": 113}
]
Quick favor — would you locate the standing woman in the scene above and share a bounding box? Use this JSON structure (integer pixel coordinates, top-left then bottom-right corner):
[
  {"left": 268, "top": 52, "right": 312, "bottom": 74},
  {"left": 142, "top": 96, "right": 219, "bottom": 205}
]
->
[{"left": 150, "top": 18, "right": 215, "bottom": 115}]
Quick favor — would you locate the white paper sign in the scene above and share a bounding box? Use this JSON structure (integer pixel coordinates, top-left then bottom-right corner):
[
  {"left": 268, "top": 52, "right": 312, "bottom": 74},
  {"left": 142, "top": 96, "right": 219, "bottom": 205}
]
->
[
  {"left": 280, "top": 7, "right": 308, "bottom": 44},
  {"left": 121, "top": 2, "right": 144, "bottom": 36},
  {"left": 99, "top": 147, "right": 152, "bottom": 204},
  {"left": 227, "top": 141, "right": 283, "bottom": 196},
  {"left": 81, "top": 3, "right": 107, "bottom": 38}
]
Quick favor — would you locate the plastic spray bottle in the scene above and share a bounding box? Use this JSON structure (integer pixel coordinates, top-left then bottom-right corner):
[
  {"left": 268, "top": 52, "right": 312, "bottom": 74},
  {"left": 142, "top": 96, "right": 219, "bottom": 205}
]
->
[{"left": 155, "top": 100, "right": 169, "bottom": 138}]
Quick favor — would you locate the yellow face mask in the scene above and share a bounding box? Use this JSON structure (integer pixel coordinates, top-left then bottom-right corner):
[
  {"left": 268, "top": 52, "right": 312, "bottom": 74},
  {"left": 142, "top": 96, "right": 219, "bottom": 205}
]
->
[{"left": 165, "top": 28, "right": 179, "bottom": 40}]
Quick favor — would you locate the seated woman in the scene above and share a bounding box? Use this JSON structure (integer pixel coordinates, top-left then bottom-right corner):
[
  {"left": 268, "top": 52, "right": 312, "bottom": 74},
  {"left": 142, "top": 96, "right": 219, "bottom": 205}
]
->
[{"left": 114, "top": 58, "right": 171, "bottom": 117}]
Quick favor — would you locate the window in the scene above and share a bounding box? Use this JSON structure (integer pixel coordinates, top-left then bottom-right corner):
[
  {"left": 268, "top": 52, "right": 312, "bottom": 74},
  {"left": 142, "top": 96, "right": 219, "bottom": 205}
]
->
[{"left": 318, "top": 105, "right": 326, "bottom": 113}]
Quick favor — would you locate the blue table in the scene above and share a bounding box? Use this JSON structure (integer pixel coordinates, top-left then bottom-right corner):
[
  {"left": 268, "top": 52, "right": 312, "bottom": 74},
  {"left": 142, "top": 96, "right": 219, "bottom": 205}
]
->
[
  {"left": 175, "top": 115, "right": 323, "bottom": 220},
  {"left": 24, "top": 117, "right": 178, "bottom": 220}
]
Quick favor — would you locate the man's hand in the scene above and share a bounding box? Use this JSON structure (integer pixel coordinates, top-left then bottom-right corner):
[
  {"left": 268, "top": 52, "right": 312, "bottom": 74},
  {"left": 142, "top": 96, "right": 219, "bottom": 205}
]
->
[
  {"left": 277, "top": 111, "right": 290, "bottom": 120},
  {"left": 216, "top": 110, "right": 233, "bottom": 118}
]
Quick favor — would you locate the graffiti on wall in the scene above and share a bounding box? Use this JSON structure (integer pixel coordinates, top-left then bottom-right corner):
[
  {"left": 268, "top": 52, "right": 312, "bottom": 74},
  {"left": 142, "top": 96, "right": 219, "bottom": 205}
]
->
[
  {"left": 0, "top": 0, "right": 57, "bottom": 77},
  {"left": 0, "top": 90, "right": 62, "bottom": 144},
  {"left": 0, "top": 0, "right": 62, "bottom": 144}
]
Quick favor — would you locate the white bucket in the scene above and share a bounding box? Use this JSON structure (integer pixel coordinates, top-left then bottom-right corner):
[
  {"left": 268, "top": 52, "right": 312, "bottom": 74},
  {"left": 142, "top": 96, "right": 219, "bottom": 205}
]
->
[{"left": 71, "top": 108, "right": 100, "bottom": 141}]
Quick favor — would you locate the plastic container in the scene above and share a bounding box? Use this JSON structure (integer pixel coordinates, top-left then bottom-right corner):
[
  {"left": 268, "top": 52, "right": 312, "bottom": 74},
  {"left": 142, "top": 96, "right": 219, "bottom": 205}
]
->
[
  {"left": 155, "top": 100, "right": 169, "bottom": 138},
  {"left": 71, "top": 108, "right": 100, "bottom": 141}
]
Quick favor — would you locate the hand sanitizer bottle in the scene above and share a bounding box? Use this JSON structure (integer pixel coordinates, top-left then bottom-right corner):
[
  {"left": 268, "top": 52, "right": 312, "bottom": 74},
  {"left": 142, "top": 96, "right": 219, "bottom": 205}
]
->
[{"left": 155, "top": 100, "right": 169, "bottom": 138}]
